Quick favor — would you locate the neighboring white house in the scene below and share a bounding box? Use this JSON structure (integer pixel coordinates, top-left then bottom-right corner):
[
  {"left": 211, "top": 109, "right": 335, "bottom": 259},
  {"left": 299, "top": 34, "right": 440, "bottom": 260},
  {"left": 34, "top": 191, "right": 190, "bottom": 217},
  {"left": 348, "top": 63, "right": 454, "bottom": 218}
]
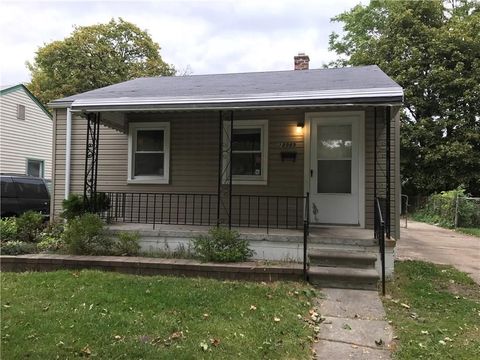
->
[{"left": 0, "top": 84, "right": 52, "bottom": 179}]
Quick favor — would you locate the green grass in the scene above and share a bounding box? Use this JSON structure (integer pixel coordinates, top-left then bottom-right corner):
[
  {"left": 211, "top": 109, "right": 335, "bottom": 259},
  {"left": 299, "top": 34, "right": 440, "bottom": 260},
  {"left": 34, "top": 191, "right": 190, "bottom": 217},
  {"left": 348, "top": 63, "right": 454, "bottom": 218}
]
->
[
  {"left": 1, "top": 271, "right": 316, "bottom": 359},
  {"left": 456, "top": 228, "right": 480, "bottom": 237},
  {"left": 383, "top": 261, "right": 480, "bottom": 359}
]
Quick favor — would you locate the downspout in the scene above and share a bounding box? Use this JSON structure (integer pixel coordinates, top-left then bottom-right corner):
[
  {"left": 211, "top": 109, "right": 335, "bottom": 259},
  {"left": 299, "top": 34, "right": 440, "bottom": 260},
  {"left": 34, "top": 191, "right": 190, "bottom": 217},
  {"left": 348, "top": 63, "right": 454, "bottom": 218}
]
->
[{"left": 64, "top": 107, "right": 72, "bottom": 199}]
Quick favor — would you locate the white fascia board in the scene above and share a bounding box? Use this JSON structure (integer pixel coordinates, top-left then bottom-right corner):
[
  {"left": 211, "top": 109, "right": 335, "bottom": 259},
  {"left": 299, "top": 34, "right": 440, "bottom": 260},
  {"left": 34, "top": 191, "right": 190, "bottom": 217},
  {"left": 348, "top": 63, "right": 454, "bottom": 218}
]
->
[{"left": 68, "top": 87, "right": 404, "bottom": 109}]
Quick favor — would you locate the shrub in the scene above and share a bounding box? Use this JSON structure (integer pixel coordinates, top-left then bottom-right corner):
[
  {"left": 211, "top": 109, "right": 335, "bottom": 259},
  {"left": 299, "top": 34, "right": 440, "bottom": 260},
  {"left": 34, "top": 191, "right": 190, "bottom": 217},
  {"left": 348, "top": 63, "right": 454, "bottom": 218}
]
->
[
  {"left": 62, "top": 213, "right": 113, "bottom": 255},
  {"left": 415, "top": 187, "right": 480, "bottom": 228},
  {"left": 16, "top": 211, "right": 45, "bottom": 242},
  {"left": 37, "top": 221, "right": 65, "bottom": 253},
  {"left": 0, "top": 241, "right": 37, "bottom": 255},
  {"left": 62, "top": 193, "right": 111, "bottom": 220},
  {"left": 114, "top": 232, "right": 141, "bottom": 256},
  {"left": 61, "top": 194, "right": 85, "bottom": 220},
  {"left": 37, "top": 237, "right": 65, "bottom": 253},
  {"left": 0, "top": 218, "right": 18, "bottom": 242},
  {"left": 193, "top": 227, "right": 254, "bottom": 262}
]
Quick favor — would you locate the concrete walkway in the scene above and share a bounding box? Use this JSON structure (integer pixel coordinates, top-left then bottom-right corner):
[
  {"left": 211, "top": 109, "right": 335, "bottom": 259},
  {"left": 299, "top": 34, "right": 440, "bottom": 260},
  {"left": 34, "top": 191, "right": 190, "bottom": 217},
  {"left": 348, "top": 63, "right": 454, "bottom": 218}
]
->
[
  {"left": 397, "top": 221, "right": 480, "bottom": 284},
  {"left": 314, "top": 288, "right": 393, "bottom": 359}
]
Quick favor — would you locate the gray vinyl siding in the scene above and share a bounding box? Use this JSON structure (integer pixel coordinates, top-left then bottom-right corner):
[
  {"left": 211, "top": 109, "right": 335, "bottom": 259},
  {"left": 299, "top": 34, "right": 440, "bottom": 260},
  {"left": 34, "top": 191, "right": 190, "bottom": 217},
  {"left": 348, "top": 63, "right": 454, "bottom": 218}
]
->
[
  {"left": 52, "top": 106, "right": 399, "bottom": 239},
  {"left": 0, "top": 88, "right": 52, "bottom": 178}
]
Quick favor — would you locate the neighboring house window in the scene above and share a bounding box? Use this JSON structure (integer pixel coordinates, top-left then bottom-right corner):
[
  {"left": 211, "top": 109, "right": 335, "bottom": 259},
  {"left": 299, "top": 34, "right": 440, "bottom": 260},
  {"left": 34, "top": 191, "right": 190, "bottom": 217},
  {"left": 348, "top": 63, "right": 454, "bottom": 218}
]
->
[
  {"left": 17, "top": 104, "right": 26, "bottom": 120},
  {"left": 128, "top": 122, "right": 170, "bottom": 183},
  {"left": 224, "top": 119, "right": 268, "bottom": 185},
  {"left": 26, "top": 159, "right": 44, "bottom": 178}
]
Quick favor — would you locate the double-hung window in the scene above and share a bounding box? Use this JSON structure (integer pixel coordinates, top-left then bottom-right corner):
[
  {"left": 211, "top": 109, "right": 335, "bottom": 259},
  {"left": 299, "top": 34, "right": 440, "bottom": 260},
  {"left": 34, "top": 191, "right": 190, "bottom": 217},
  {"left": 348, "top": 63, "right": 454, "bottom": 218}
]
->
[
  {"left": 225, "top": 119, "right": 268, "bottom": 185},
  {"left": 128, "top": 122, "right": 170, "bottom": 183}
]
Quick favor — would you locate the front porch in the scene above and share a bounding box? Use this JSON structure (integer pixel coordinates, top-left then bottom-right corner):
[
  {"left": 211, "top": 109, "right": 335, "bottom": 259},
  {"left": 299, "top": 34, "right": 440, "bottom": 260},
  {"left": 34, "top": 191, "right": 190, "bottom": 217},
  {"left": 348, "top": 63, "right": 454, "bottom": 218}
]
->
[{"left": 107, "top": 220, "right": 395, "bottom": 283}]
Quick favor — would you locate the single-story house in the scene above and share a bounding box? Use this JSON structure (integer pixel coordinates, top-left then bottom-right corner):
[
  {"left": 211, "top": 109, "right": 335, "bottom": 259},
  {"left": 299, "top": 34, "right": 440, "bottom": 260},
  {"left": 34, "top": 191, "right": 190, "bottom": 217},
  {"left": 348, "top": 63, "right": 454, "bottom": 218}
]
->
[
  {"left": 48, "top": 54, "right": 402, "bottom": 289},
  {"left": 0, "top": 84, "right": 53, "bottom": 179}
]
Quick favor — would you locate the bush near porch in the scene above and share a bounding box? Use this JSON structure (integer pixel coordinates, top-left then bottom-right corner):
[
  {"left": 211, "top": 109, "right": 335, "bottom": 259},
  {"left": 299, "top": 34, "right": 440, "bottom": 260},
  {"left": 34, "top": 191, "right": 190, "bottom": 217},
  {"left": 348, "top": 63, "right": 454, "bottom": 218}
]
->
[
  {"left": 1, "top": 270, "right": 317, "bottom": 359},
  {"left": 1, "top": 193, "right": 256, "bottom": 261}
]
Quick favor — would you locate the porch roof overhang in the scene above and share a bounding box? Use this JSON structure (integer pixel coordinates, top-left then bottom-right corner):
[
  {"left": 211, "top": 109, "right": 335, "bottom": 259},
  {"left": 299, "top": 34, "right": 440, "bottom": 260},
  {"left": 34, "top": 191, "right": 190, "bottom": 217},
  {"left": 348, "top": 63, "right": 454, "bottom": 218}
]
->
[
  {"left": 48, "top": 65, "right": 404, "bottom": 113},
  {"left": 51, "top": 89, "right": 403, "bottom": 113}
]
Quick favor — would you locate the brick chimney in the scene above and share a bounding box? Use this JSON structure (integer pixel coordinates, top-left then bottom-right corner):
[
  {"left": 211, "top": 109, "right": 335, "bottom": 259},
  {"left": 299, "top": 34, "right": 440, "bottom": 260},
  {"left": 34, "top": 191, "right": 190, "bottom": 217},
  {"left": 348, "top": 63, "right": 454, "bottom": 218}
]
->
[{"left": 294, "top": 52, "right": 310, "bottom": 70}]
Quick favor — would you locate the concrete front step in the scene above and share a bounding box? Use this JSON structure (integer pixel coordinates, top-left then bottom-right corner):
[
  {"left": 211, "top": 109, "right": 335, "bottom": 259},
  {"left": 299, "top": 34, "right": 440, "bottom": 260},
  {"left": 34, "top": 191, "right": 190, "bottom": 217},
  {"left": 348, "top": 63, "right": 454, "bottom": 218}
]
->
[
  {"left": 309, "top": 236, "right": 377, "bottom": 246},
  {"left": 309, "top": 250, "right": 377, "bottom": 268},
  {"left": 308, "top": 266, "right": 379, "bottom": 290}
]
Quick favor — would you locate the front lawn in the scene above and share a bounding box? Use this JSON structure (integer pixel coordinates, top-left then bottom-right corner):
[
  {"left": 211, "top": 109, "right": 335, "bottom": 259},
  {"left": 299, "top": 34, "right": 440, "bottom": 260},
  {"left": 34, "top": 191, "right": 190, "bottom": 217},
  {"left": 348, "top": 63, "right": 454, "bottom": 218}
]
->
[
  {"left": 383, "top": 261, "right": 480, "bottom": 359},
  {"left": 1, "top": 271, "right": 316, "bottom": 359}
]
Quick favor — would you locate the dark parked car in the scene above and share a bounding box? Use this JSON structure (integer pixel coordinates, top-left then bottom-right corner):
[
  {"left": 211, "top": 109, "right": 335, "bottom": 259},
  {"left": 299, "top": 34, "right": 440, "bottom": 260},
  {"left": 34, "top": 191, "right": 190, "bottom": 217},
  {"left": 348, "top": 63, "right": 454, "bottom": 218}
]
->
[{"left": 0, "top": 174, "right": 50, "bottom": 218}]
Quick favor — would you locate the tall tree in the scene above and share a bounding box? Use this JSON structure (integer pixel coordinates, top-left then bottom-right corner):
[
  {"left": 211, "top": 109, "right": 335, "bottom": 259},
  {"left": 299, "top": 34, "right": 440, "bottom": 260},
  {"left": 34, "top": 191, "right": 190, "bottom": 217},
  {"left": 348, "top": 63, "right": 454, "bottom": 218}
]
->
[
  {"left": 329, "top": 0, "right": 480, "bottom": 195},
  {"left": 27, "top": 18, "right": 175, "bottom": 105}
]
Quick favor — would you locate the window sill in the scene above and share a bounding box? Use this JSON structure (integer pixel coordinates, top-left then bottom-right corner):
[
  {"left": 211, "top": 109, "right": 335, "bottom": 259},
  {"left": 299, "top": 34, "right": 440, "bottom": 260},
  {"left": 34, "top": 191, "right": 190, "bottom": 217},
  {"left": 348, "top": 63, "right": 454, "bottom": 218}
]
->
[
  {"left": 231, "top": 179, "right": 268, "bottom": 186},
  {"left": 127, "top": 178, "right": 169, "bottom": 185}
]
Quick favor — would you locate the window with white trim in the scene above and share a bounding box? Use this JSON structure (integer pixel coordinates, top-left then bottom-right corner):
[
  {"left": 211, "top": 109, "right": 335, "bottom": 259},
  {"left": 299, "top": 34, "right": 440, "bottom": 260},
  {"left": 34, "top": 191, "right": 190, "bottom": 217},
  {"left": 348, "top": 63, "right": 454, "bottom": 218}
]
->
[
  {"left": 224, "top": 119, "right": 268, "bottom": 185},
  {"left": 128, "top": 122, "right": 170, "bottom": 183}
]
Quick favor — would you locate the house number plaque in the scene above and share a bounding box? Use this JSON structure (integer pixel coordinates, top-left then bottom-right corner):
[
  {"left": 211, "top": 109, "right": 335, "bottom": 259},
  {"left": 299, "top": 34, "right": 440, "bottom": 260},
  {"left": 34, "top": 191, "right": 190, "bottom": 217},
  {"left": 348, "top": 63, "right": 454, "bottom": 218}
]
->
[{"left": 280, "top": 142, "right": 297, "bottom": 162}]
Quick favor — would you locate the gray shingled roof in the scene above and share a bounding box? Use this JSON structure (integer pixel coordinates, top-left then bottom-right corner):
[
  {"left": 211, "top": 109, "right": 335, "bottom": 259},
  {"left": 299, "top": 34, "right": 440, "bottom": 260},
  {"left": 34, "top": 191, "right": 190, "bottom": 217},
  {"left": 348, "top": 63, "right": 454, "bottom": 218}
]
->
[{"left": 49, "top": 65, "right": 403, "bottom": 110}]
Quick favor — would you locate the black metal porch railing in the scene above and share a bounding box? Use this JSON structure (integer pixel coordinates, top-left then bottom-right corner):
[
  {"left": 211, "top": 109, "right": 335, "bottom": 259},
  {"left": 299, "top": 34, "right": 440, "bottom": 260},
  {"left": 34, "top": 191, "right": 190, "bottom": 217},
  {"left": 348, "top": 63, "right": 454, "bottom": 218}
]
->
[
  {"left": 99, "top": 191, "right": 310, "bottom": 279},
  {"left": 374, "top": 197, "right": 386, "bottom": 295},
  {"left": 100, "top": 192, "right": 307, "bottom": 231},
  {"left": 303, "top": 192, "right": 310, "bottom": 281}
]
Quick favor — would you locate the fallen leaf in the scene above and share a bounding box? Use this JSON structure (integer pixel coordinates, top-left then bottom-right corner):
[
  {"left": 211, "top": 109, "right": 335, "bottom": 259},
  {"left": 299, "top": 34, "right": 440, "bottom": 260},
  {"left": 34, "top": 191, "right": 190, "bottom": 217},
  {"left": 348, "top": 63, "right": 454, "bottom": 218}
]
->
[
  {"left": 342, "top": 324, "right": 352, "bottom": 330},
  {"left": 81, "top": 345, "right": 91, "bottom": 356},
  {"left": 274, "top": 317, "right": 281, "bottom": 322},
  {"left": 421, "top": 330, "right": 429, "bottom": 335},
  {"left": 439, "top": 340, "right": 446, "bottom": 346},
  {"left": 210, "top": 338, "right": 220, "bottom": 347},
  {"left": 400, "top": 303, "right": 410, "bottom": 309},
  {"left": 200, "top": 341, "right": 209, "bottom": 351},
  {"left": 250, "top": 305, "right": 257, "bottom": 311},
  {"left": 203, "top": 313, "right": 209, "bottom": 319},
  {"left": 170, "top": 331, "right": 183, "bottom": 340},
  {"left": 444, "top": 337, "right": 453, "bottom": 342},
  {"left": 375, "top": 339, "right": 384, "bottom": 346}
]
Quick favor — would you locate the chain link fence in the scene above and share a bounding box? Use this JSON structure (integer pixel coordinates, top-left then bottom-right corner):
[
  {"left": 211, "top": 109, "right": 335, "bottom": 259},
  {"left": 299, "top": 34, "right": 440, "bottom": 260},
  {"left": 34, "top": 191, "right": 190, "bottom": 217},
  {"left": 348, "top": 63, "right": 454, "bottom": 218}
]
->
[{"left": 409, "top": 189, "right": 480, "bottom": 229}]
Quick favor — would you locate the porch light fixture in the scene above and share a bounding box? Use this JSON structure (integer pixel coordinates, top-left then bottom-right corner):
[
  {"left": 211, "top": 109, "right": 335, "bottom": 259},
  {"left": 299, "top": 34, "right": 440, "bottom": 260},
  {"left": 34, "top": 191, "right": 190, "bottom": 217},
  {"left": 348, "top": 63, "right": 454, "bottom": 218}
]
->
[{"left": 296, "top": 121, "right": 304, "bottom": 134}]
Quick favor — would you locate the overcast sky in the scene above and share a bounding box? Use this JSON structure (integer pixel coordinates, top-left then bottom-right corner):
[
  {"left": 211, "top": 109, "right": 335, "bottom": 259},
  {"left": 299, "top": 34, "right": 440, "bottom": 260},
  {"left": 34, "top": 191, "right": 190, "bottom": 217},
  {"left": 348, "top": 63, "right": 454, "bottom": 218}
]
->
[{"left": 0, "top": 0, "right": 364, "bottom": 85}]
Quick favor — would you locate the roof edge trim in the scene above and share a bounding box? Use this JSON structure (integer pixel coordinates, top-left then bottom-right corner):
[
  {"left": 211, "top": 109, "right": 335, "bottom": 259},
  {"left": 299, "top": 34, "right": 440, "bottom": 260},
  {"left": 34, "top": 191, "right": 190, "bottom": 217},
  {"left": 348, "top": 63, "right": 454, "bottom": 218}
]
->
[{"left": 50, "top": 87, "right": 403, "bottom": 109}]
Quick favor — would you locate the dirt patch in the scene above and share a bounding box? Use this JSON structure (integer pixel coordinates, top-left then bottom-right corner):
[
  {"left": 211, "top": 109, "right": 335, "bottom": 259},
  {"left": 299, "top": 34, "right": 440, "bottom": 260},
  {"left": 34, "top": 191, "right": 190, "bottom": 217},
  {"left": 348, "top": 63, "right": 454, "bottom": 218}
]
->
[{"left": 443, "top": 282, "right": 480, "bottom": 301}]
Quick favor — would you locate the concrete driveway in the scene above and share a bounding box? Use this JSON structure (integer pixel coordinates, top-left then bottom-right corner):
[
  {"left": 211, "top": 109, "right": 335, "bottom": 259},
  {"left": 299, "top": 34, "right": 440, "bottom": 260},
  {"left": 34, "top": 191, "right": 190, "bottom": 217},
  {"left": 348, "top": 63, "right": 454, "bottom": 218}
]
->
[{"left": 397, "top": 220, "right": 480, "bottom": 284}]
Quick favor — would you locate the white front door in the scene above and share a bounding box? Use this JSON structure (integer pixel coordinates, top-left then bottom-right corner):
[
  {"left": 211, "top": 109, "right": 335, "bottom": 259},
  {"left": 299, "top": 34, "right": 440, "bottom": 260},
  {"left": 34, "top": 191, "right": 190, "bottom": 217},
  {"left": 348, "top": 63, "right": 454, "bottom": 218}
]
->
[{"left": 309, "top": 112, "right": 364, "bottom": 226}]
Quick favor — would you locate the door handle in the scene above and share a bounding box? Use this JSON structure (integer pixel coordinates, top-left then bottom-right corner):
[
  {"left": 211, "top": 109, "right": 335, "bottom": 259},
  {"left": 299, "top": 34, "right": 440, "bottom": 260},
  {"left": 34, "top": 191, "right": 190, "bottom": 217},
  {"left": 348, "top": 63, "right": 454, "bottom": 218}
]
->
[{"left": 310, "top": 169, "right": 313, "bottom": 177}]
